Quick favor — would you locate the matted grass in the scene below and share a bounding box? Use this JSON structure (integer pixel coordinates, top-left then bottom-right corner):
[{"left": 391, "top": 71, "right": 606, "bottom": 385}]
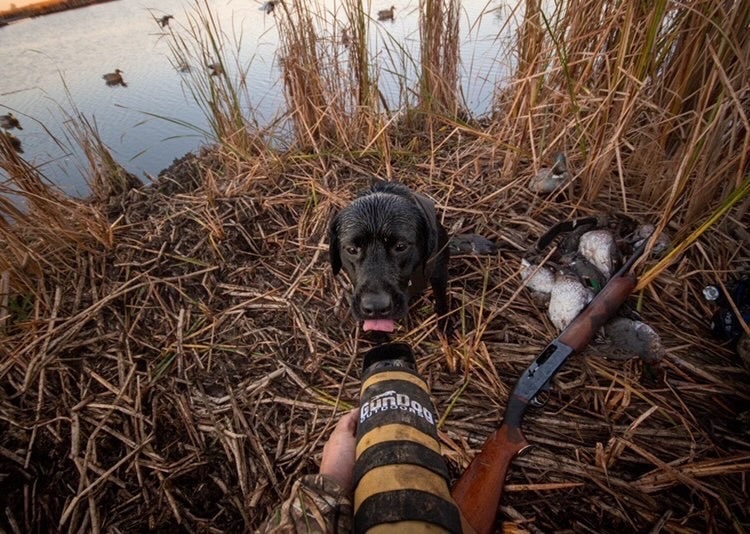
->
[{"left": 1, "top": 139, "right": 748, "bottom": 532}]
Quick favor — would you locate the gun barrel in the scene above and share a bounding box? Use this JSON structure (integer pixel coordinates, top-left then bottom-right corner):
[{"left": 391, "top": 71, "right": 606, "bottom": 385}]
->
[{"left": 558, "top": 272, "right": 636, "bottom": 352}]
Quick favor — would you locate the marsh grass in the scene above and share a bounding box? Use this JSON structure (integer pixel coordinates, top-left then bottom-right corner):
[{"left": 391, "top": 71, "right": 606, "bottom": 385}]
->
[
  {"left": 0, "top": 132, "right": 112, "bottom": 271},
  {"left": 419, "top": 0, "right": 460, "bottom": 117},
  {"left": 0, "top": 0, "right": 748, "bottom": 532},
  {"left": 493, "top": 0, "right": 749, "bottom": 231},
  {"left": 275, "top": 0, "right": 394, "bottom": 152},
  {"left": 62, "top": 108, "right": 143, "bottom": 203},
  {"left": 163, "top": 0, "right": 269, "bottom": 159}
]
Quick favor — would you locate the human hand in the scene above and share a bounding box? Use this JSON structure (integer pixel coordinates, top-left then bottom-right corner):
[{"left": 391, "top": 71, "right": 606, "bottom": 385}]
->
[{"left": 319, "top": 409, "right": 358, "bottom": 494}]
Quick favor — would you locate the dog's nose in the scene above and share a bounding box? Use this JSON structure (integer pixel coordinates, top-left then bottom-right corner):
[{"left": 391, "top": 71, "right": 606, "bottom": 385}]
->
[{"left": 360, "top": 293, "right": 393, "bottom": 316}]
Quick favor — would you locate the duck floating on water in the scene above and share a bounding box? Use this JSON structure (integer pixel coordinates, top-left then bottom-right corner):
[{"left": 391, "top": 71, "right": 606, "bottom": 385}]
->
[
  {"left": 1, "top": 132, "right": 23, "bottom": 153},
  {"left": 529, "top": 152, "right": 569, "bottom": 193},
  {"left": 103, "top": 69, "right": 127, "bottom": 87},
  {"left": 159, "top": 14, "right": 173, "bottom": 27},
  {"left": 260, "top": 1, "right": 280, "bottom": 14},
  {"left": 207, "top": 62, "right": 224, "bottom": 76},
  {"left": 0, "top": 113, "right": 22, "bottom": 131},
  {"left": 377, "top": 5, "right": 395, "bottom": 20}
]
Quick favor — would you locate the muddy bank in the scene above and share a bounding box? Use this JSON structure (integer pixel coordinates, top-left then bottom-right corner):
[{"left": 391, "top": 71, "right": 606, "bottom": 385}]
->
[
  {"left": 0, "top": 0, "right": 118, "bottom": 23},
  {"left": 1, "top": 138, "right": 748, "bottom": 531}
]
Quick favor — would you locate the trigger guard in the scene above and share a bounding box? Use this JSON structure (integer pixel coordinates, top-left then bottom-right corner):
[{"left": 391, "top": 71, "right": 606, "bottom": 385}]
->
[{"left": 529, "top": 390, "right": 550, "bottom": 408}]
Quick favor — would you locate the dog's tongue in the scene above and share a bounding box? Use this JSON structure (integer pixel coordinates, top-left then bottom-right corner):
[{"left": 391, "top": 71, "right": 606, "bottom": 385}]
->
[{"left": 363, "top": 319, "right": 396, "bottom": 332}]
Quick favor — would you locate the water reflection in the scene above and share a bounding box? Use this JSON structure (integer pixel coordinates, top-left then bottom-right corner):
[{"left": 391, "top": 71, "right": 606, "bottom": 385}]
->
[{"left": 0, "top": 0, "right": 515, "bottom": 196}]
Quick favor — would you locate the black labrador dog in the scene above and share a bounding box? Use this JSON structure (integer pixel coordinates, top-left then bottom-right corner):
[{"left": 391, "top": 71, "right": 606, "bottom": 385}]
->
[{"left": 328, "top": 181, "right": 450, "bottom": 332}]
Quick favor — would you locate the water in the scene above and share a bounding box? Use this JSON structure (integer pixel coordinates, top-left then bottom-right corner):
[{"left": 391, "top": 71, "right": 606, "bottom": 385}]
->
[{"left": 0, "top": 0, "right": 516, "bottom": 197}]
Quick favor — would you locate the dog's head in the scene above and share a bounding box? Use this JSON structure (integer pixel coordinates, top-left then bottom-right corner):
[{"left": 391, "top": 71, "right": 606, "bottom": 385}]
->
[{"left": 329, "top": 182, "right": 438, "bottom": 331}]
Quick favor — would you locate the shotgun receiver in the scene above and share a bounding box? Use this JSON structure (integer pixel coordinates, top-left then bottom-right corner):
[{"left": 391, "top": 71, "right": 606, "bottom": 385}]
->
[{"left": 451, "top": 240, "right": 649, "bottom": 534}]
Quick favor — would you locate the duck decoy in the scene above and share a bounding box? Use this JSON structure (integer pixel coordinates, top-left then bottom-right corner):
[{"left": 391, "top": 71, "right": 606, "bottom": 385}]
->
[
  {"left": 529, "top": 152, "right": 569, "bottom": 193},
  {"left": 207, "top": 62, "right": 223, "bottom": 76},
  {"left": 377, "top": 5, "right": 395, "bottom": 20},
  {"left": 1, "top": 132, "right": 23, "bottom": 153},
  {"left": 0, "top": 113, "right": 22, "bottom": 131},
  {"left": 159, "top": 14, "right": 173, "bottom": 27},
  {"left": 103, "top": 69, "right": 127, "bottom": 87}
]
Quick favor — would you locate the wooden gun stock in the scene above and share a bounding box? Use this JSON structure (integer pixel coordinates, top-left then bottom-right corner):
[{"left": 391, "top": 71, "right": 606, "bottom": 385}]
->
[{"left": 451, "top": 421, "right": 529, "bottom": 534}]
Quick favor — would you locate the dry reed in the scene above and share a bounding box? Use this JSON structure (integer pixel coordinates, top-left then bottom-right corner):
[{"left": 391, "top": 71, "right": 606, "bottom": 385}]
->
[{"left": 0, "top": 0, "right": 748, "bottom": 532}]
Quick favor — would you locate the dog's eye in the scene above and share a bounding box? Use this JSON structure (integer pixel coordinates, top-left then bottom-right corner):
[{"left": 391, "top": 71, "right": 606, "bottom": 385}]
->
[
  {"left": 345, "top": 246, "right": 359, "bottom": 256},
  {"left": 394, "top": 242, "right": 409, "bottom": 252}
]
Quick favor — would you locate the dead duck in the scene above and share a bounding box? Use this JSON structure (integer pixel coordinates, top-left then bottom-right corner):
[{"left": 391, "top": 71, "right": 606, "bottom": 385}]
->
[
  {"left": 1, "top": 132, "right": 23, "bottom": 153},
  {"left": 449, "top": 234, "right": 498, "bottom": 255},
  {"left": 520, "top": 259, "right": 556, "bottom": 295},
  {"left": 548, "top": 271, "right": 593, "bottom": 331},
  {"left": 207, "top": 62, "right": 224, "bottom": 76},
  {"left": 577, "top": 229, "right": 618, "bottom": 278},
  {"left": 0, "top": 113, "right": 22, "bottom": 131},
  {"left": 529, "top": 153, "right": 569, "bottom": 193},
  {"left": 602, "top": 317, "right": 665, "bottom": 363},
  {"left": 159, "top": 14, "right": 173, "bottom": 27},
  {"left": 103, "top": 69, "right": 127, "bottom": 87},
  {"left": 377, "top": 5, "right": 395, "bottom": 20},
  {"left": 632, "top": 223, "right": 670, "bottom": 257}
]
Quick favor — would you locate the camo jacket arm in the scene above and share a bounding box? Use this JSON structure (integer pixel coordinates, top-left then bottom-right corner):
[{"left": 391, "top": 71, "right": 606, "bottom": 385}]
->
[{"left": 257, "top": 474, "right": 353, "bottom": 533}]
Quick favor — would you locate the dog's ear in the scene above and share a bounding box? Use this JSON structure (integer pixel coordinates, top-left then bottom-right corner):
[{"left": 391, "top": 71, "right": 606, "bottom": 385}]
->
[
  {"left": 414, "top": 210, "right": 430, "bottom": 269},
  {"left": 328, "top": 212, "right": 342, "bottom": 275},
  {"left": 411, "top": 192, "right": 439, "bottom": 260}
]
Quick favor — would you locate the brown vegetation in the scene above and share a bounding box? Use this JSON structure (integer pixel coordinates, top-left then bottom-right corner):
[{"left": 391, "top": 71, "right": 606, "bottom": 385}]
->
[{"left": 0, "top": 0, "right": 748, "bottom": 532}]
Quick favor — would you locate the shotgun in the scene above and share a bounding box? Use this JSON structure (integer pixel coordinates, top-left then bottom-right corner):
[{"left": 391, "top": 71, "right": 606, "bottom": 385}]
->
[{"left": 451, "top": 240, "right": 649, "bottom": 534}]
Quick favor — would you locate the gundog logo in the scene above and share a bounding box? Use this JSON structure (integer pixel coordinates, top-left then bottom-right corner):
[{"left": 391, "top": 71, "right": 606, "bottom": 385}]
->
[{"left": 360, "top": 390, "right": 435, "bottom": 425}]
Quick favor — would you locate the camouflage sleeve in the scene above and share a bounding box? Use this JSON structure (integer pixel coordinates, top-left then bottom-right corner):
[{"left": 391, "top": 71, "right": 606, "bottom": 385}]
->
[{"left": 257, "top": 474, "right": 353, "bottom": 533}]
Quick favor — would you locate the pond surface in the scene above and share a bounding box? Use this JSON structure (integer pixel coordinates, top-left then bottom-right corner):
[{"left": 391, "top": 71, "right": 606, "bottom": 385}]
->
[{"left": 0, "top": 0, "right": 516, "bottom": 196}]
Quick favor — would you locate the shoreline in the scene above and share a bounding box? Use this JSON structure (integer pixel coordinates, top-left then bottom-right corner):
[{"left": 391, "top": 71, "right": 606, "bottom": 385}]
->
[
  {"left": 0, "top": 0, "right": 118, "bottom": 23},
  {"left": 1, "top": 0, "right": 748, "bottom": 530}
]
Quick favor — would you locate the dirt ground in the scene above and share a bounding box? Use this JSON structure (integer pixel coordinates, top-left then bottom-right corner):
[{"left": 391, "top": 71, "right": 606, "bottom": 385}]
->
[{"left": 1, "top": 145, "right": 749, "bottom": 533}]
